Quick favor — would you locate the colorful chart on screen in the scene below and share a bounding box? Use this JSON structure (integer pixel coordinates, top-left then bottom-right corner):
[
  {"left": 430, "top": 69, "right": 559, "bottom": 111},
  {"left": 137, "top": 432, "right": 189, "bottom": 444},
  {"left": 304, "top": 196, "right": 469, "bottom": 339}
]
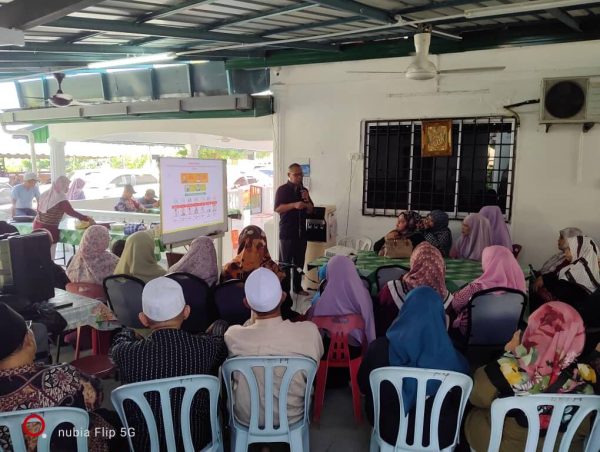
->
[{"left": 159, "top": 158, "right": 227, "bottom": 245}]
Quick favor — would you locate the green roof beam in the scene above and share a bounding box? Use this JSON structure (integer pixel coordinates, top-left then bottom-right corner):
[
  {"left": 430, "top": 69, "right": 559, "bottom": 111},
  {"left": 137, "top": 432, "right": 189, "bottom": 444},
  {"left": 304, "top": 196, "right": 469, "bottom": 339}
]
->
[
  {"left": 0, "top": 43, "right": 169, "bottom": 55},
  {"left": 546, "top": 8, "right": 582, "bottom": 32},
  {"left": 0, "top": 52, "right": 120, "bottom": 62},
  {"left": 260, "top": 15, "right": 364, "bottom": 37},
  {"left": 136, "top": 0, "right": 217, "bottom": 23},
  {"left": 0, "top": 0, "right": 104, "bottom": 29},
  {"left": 306, "top": 0, "right": 395, "bottom": 24}
]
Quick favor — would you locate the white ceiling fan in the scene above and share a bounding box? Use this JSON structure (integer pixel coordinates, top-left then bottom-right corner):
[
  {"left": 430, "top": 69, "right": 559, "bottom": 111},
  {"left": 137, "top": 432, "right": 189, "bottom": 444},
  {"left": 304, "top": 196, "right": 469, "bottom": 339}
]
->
[
  {"left": 348, "top": 28, "right": 505, "bottom": 80},
  {"left": 23, "top": 72, "right": 108, "bottom": 107}
]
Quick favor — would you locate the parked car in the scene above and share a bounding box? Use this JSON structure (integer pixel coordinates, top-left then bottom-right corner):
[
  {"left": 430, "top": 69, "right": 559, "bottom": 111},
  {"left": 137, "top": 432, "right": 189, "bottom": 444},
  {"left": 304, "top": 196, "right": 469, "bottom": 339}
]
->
[{"left": 77, "top": 170, "right": 159, "bottom": 200}]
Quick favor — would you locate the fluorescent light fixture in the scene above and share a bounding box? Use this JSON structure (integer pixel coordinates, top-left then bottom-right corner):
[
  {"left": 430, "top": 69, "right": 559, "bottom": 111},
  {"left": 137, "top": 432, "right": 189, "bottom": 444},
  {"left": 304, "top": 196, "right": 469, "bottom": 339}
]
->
[
  {"left": 88, "top": 52, "right": 176, "bottom": 69},
  {"left": 465, "top": 0, "right": 600, "bottom": 18}
]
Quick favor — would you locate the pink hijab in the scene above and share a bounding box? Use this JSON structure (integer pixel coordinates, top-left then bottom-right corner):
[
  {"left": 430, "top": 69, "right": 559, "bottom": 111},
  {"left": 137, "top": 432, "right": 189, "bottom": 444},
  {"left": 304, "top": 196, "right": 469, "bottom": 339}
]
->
[
  {"left": 402, "top": 242, "right": 448, "bottom": 297},
  {"left": 168, "top": 236, "right": 218, "bottom": 286},
  {"left": 455, "top": 213, "right": 492, "bottom": 261},
  {"left": 311, "top": 255, "right": 375, "bottom": 343},
  {"left": 67, "top": 178, "right": 86, "bottom": 201},
  {"left": 38, "top": 176, "right": 69, "bottom": 213},
  {"left": 521, "top": 301, "right": 585, "bottom": 381},
  {"left": 474, "top": 245, "right": 526, "bottom": 292},
  {"left": 67, "top": 225, "right": 119, "bottom": 285},
  {"left": 479, "top": 206, "right": 512, "bottom": 250}
]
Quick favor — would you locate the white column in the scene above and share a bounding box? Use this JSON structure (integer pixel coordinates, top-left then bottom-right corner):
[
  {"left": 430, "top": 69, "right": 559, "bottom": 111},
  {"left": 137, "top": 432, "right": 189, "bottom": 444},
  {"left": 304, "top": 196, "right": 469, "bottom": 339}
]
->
[
  {"left": 48, "top": 138, "right": 66, "bottom": 181},
  {"left": 186, "top": 144, "right": 199, "bottom": 158}
]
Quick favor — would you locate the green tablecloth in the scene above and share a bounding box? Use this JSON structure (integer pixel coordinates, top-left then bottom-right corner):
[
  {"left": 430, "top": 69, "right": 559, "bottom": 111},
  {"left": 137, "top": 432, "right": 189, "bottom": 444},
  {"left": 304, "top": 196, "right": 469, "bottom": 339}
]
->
[
  {"left": 13, "top": 220, "right": 165, "bottom": 260},
  {"left": 308, "top": 251, "right": 529, "bottom": 292}
]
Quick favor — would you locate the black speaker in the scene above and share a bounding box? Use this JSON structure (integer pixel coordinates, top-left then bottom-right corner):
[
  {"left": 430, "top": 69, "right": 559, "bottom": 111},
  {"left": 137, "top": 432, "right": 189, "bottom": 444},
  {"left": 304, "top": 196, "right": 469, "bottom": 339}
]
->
[{"left": 0, "top": 232, "right": 55, "bottom": 303}]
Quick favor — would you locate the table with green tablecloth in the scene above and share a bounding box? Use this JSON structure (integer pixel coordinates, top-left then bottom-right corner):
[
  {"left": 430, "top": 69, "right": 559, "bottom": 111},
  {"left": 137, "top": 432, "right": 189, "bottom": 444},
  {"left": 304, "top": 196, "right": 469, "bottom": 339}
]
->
[
  {"left": 308, "top": 251, "right": 529, "bottom": 293},
  {"left": 12, "top": 219, "right": 165, "bottom": 260}
]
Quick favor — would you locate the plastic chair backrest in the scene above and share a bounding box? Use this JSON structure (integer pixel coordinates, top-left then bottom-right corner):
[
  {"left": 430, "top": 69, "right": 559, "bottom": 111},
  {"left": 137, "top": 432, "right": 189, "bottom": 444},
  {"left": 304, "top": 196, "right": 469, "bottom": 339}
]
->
[
  {"left": 222, "top": 356, "right": 317, "bottom": 435},
  {"left": 311, "top": 314, "right": 367, "bottom": 362},
  {"left": 489, "top": 394, "right": 600, "bottom": 452},
  {"left": 103, "top": 274, "right": 145, "bottom": 328},
  {"left": 369, "top": 367, "right": 473, "bottom": 451},
  {"left": 111, "top": 375, "right": 223, "bottom": 452},
  {"left": 66, "top": 282, "right": 106, "bottom": 301},
  {"left": 167, "top": 272, "right": 215, "bottom": 334},
  {"left": 467, "top": 287, "right": 527, "bottom": 346},
  {"left": 213, "top": 279, "right": 250, "bottom": 326},
  {"left": 376, "top": 265, "right": 409, "bottom": 291},
  {"left": 0, "top": 407, "right": 89, "bottom": 452},
  {"left": 512, "top": 244, "right": 522, "bottom": 258},
  {"left": 31, "top": 322, "right": 50, "bottom": 363},
  {"left": 338, "top": 236, "right": 373, "bottom": 251}
]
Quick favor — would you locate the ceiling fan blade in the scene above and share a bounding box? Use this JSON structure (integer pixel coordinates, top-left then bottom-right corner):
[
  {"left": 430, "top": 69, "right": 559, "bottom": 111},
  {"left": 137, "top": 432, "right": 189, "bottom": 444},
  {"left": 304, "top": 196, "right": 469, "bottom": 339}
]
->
[
  {"left": 346, "top": 70, "right": 406, "bottom": 74},
  {"left": 438, "top": 66, "right": 506, "bottom": 74}
]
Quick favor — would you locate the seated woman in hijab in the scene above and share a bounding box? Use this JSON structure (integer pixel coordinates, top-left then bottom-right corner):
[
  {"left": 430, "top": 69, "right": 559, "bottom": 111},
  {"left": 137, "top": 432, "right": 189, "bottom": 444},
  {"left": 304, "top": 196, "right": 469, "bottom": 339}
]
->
[
  {"left": 450, "top": 213, "right": 492, "bottom": 261},
  {"left": 358, "top": 287, "right": 469, "bottom": 449},
  {"left": 67, "top": 225, "right": 119, "bottom": 285},
  {"left": 309, "top": 254, "right": 376, "bottom": 344},
  {"left": 421, "top": 210, "right": 452, "bottom": 257},
  {"left": 168, "top": 236, "right": 218, "bottom": 287},
  {"left": 465, "top": 302, "right": 598, "bottom": 452},
  {"left": 537, "top": 227, "right": 583, "bottom": 276},
  {"left": 479, "top": 205, "right": 512, "bottom": 250},
  {"left": 113, "top": 230, "right": 166, "bottom": 283},
  {"left": 531, "top": 235, "right": 600, "bottom": 312},
  {"left": 373, "top": 210, "right": 421, "bottom": 256},
  {"left": 377, "top": 238, "right": 453, "bottom": 336},
  {"left": 221, "top": 225, "right": 285, "bottom": 283},
  {"left": 449, "top": 245, "right": 526, "bottom": 342},
  {"left": 67, "top": 177, "right": 86, "bottom": 201}
]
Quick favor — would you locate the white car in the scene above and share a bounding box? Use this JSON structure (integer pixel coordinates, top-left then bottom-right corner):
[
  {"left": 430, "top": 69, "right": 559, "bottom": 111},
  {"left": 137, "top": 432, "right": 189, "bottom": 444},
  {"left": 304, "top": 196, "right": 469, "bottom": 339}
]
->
[{"left": 79, "top": 171, "right": 159, "bottom": 200}]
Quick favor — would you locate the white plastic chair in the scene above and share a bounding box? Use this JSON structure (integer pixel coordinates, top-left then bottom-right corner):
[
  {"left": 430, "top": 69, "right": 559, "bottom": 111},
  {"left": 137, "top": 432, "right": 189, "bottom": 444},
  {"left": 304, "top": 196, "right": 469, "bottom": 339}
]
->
[
  {"left": 0, "top": 407, "right": 89, "bottom": 452},
  {"left": 111, "top": 375, "right": 223, "bottom": 452},
  {"left": 338, "top": 236, "right": 373, "bottom": 251},
  {"left": 369, "top": 367, "right": 473, "bottom": 452},
  {"left": 488, "top": 394, "right": 600, "bottom": 452},
  {"left": 222, "top": 356, "right": 317, "bottom": 452}
]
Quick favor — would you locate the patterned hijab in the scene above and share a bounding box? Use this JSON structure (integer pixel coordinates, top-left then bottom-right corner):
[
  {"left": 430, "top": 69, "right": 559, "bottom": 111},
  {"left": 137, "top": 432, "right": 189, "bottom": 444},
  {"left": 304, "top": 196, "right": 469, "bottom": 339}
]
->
[
  {"left": 400, "top": 242, "right": 447, "bottom": 297},
  {"left": 67, "top": 225, "right": 119, "bottom": 285},
  {"left": 114, "top": 230, "right": 166, "bottom": 283},
  {"left": 479, "top": 205, "right": 512, "bottom": 250},
  {"left": 67, "top": 178, "right": 86, "bottom": 201},
  {"left": 473, "top": 245, "right": 526, "bottom": 292},
  {"left": 558, "top": 236, "right": 600, "bottom": 293},
  {"left": 312, "top": 255, "right": 376, "bottom": 343},
  {"left": 423, "top": 210, "right": 452, "bottom": 257},
  {"left": 221, "top": 225, "right": 284, "bottom": 282},
  {"left": 496, "top": 302, "right": 594, "bottom": 396},
  {"left": 455, "top": 213, "right": 492, "bottom": 261},
  {"left": 539, "top": 227, "right": 583, "bottom": 274},
  {"left": 386, "top": 210, "right": 422, "bottom": 240},
  {"left": 387, "top": 287, "right": 469, "bottom": 411},
  {"left": 38, "top": 176, "right": 69, "bottom": 213},
  {"left": 168, "top": 236, "right": 219, "bottom": 286}
]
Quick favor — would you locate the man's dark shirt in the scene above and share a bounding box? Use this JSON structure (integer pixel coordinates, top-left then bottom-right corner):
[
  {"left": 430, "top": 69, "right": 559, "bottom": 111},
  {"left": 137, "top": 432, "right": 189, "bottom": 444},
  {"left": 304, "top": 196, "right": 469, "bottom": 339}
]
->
[
  {"left": 110, "top": 328, "right": 227, "bottom": 451},
  {"left": 274, "top": 181, "right": 307, "bottom": 240}
]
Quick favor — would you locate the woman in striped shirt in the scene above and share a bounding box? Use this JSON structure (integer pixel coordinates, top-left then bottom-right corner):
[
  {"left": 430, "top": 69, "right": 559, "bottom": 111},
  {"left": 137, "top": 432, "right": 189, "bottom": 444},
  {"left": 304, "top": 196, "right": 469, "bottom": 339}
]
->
[{"left": 33, "top": 176, "right": 92, "bottom": 243}]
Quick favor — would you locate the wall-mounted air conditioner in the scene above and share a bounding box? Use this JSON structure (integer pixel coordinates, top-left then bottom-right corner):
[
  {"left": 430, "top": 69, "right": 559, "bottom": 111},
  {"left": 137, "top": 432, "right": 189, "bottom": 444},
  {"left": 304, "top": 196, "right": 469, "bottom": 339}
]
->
[{"left": 540, "top": 77, "right": 600, "bottom": 124}]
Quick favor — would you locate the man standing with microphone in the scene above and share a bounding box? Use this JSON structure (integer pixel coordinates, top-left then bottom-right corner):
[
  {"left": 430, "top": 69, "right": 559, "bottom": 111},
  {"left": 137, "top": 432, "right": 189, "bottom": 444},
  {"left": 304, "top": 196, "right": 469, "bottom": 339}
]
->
[{"left": 274, "top": 163, "right": 314, "bottom": 296}]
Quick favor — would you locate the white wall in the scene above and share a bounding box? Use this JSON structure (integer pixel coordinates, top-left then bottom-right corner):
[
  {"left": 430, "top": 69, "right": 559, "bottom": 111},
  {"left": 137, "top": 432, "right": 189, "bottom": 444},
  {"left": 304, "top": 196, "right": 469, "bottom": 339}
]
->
[{"left": 273, "top": 40, "right": 600, "bottom": 267}]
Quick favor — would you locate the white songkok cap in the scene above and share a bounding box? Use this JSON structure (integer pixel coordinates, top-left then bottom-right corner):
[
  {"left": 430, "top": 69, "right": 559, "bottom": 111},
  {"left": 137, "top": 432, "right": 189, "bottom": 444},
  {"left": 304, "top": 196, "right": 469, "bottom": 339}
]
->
[
  {"left": 244, "top": 268, "right": 282, "bottom": 313},
  {"left": 142, "top": 277, "right": 186, "bottom": 321}
]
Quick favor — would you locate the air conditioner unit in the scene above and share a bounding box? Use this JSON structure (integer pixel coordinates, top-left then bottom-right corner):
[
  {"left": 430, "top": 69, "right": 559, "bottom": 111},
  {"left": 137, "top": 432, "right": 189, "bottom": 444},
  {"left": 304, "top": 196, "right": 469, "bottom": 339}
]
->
[{"left": 540, "top": 77, "right": 600, "bottom": 124}]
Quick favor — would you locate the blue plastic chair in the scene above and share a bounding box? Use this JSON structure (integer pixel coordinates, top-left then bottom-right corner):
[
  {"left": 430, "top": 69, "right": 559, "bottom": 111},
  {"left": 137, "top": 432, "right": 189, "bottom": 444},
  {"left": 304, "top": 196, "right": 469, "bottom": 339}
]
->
[
  {"left": 369, "top": 367, "right": 472, "bottom": 452},
  {"left": 110, "top": 375, "right": 223, "bottom": 452},
  {"left": 0, "top": 407, "right": 89, "bottom": 452},
  {"left": 222, "top": 356, "right": 318, "bottom": 452},
  {"left": 467, "top": 287, "right": 527, "bottom": 347},
  {"left": 489, "top": 394, "right": 600, "bottom": 452}
]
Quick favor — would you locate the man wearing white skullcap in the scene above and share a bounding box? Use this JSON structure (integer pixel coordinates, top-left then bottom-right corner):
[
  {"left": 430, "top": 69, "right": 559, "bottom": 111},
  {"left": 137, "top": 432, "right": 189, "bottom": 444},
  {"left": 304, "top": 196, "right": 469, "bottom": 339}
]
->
[
  {"left": 225, "top": 268, "right": 323, "bottom": 426},
  {"left": 110, "top": 277, "right": 228, "bottom": 451}
]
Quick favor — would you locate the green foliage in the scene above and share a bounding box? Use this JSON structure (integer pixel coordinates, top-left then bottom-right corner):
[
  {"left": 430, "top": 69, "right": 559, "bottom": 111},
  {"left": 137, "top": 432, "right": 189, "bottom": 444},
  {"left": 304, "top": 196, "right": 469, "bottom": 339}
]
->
[
  {"left": 176, "top": 148, "right": 188, "bottom": 157},
  {"left": 5, "top": 158, "right": 50, "bottom": 172},
  {"left": 108, "top": 154, "right": 150, "bottom": 169}
]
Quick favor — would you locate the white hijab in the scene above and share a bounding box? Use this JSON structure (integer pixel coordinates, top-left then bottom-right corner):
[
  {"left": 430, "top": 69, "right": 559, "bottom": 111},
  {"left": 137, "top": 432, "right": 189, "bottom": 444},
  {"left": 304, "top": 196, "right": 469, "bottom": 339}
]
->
[
  {"left": 558, "top": 236, "right": 600, "bottom": 293},
  {"left": 38, "top": 176, "right": 69, "bottom": 213}
]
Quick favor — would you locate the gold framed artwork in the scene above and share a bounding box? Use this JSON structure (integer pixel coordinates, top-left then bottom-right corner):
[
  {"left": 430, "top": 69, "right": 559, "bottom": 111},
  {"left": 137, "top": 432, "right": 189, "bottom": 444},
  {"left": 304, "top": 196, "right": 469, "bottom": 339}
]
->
[{"left": 421, "top": 119, "right": 453, "bottom": 157}]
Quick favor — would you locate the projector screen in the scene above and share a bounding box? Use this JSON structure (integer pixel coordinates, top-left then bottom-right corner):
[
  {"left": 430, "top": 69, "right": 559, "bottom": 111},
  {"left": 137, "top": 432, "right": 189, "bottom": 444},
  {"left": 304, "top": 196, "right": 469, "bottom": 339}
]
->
[{"left": 159, "top": 157, "right": 228, "bottom": 245}]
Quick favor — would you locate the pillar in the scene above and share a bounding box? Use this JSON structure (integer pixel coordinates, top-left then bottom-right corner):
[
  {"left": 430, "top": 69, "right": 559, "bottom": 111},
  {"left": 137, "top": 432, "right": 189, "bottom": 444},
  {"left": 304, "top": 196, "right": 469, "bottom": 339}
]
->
[{"left": 48, "top": 138, "right": 66, "bottom": 182}]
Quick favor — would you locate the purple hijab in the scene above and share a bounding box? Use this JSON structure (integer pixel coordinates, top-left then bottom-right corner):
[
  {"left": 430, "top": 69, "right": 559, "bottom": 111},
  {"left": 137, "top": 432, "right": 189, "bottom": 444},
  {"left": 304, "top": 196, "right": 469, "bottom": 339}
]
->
[
  {"left": 479, "top": 206, "right": 512, "bottom": 250},
  {"left": 455, "top": 213, "right": 492, "bottom": 261},
  {"left": 311, "top": 255, "right": 375, "bottom": 343}
]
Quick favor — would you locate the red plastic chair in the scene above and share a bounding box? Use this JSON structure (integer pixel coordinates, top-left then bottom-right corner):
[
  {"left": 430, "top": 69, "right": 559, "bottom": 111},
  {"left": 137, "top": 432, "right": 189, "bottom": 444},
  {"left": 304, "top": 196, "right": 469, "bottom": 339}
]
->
[
  {"left": 65, "top": 283, "right": 115, "bottom": 378},
  {"left": 310, "top": 314, "right": 367, "bottom": 424}
]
